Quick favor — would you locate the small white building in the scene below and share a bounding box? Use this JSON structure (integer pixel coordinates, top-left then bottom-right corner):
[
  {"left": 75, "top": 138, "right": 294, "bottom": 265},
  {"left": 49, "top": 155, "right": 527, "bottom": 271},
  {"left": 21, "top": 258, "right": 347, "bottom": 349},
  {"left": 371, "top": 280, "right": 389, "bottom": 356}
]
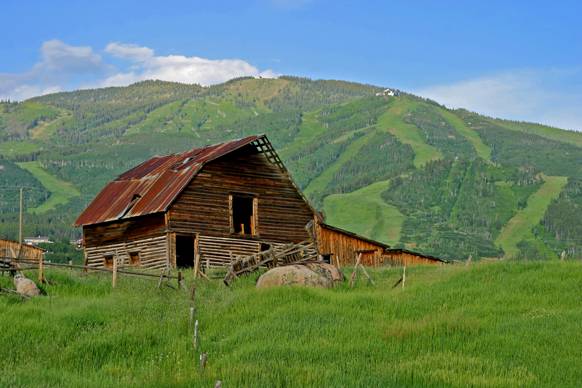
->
[{"left": 24, "top": 236, "right": 53, "bottom": 246}]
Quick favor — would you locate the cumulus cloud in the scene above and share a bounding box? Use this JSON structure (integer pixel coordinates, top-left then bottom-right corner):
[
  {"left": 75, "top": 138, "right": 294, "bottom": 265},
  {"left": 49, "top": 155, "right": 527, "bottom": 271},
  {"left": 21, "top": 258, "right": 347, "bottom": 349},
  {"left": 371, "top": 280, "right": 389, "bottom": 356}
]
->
[
  {"left": 0, "top": 40, "right": 107, "bottom": 100},
  {"left": 416, "top": 69, "right": 582, "bottom": 132},
  {"left": 105, "top": 42, "right": 154, "bottom": 62},
  {"left": 0, "top": 40, "right": 277, "bottom": 101},
  {"left": 99, "top": 44, "right": 277, "bottom": 87}
]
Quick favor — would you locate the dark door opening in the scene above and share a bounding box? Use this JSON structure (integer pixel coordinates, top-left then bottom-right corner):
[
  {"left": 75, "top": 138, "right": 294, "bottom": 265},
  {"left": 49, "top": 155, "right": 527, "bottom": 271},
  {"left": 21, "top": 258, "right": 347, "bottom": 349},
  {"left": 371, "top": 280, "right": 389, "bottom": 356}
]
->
[
  {"left": 231, "top": 194, "right": 256, "bottom": 235},
  {"left": 176, "top": 235, "right": 194, "bottom": 268}
]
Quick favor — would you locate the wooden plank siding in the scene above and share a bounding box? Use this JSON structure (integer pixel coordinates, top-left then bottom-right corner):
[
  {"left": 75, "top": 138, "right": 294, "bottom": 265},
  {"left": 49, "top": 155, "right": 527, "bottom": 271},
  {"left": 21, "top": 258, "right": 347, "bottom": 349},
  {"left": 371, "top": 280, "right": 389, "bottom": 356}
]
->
[
  {"left": 315, "top": 223, "right": 386, "bottom": 266},
  {"left": 167, "top": 146, "right": 314, "bottom": 243},
  {"left": 85, "top": 235, "right": 168, "bottom": 270},
  {"left": 82, "top": 214, "right": 166, "bottom": 247},
  {"left": 0, "top": 238, "right": 45, "bottom": 262},
  {"left": 315, "top": 223, "right": 445, "bottom": 267}
]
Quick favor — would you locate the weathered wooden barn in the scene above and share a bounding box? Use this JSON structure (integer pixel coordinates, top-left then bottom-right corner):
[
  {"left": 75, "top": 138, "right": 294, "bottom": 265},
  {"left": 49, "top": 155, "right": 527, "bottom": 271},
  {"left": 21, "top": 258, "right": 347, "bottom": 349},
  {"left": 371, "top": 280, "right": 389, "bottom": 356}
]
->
[
  {"left": 76, "top": 134, "right": 444, "bottom": 270},
  {"left": 0, "top": 238, "right": 45, "bottom": 262},
  {"left": 76, "top": 135, "right": 317, "bottom": 270},
  {"left": 315, "top": 223, "right": 446, "bottom": 267}
]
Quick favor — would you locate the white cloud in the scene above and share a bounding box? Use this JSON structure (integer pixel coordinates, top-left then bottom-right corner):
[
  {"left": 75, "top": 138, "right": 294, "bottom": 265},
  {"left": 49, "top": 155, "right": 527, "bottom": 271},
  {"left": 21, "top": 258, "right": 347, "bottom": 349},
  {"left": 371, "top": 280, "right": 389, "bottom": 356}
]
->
[
  {"left": 0, "top": 40, "right": 278, "bottom": 101},
  {"left": 99, "top": 47, "right": 277, "bottom": 87},
  {"left": 0, "top": 40, "right": 107, "bottom": 100},
  {"left": 416, "top": 69, "right": 582, "bottom": 132},
  {"left": 105, "top": 42, "right": 154, "bottom": 62}
]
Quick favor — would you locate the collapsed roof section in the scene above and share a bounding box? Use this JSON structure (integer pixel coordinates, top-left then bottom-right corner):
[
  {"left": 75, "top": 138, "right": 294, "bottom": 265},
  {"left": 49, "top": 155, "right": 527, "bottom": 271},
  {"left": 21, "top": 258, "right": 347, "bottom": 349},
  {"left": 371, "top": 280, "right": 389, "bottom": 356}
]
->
[{"left": 74, "top": 135, "right": 285, "bottom": 226}]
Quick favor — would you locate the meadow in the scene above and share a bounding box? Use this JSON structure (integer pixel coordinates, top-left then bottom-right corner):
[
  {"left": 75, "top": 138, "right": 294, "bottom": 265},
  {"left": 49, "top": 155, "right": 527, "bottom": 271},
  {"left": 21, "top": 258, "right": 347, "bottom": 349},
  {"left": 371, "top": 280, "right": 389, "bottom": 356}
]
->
[{"left": 1, "top": 260, "right": 581, "bottom": 387}]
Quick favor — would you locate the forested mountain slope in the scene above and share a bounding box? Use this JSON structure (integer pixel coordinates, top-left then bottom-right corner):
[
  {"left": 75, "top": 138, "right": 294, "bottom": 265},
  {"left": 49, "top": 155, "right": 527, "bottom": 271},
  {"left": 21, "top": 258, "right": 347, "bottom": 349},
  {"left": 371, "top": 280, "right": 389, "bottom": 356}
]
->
[{"left": 1, "top": 77, "right": 581, "bottom": 261}]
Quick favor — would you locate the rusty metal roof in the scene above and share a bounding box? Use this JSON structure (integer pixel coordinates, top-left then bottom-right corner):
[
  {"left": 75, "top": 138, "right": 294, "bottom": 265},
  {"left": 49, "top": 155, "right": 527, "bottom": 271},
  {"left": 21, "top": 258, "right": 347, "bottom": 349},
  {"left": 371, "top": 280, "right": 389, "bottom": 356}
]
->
[{"left": 75, "top": 135, "right": 262, "bottom": 226}]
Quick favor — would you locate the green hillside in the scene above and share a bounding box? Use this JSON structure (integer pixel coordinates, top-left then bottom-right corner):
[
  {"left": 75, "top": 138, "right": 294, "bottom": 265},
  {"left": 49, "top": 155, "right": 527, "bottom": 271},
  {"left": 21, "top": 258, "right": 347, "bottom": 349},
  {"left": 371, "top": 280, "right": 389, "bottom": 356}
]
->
[
  {"left": 0, "top": 77, "right": 581, "bottom": 260},
  {"left": 2, "top": 262, "right": 582, "bottom": 386}
]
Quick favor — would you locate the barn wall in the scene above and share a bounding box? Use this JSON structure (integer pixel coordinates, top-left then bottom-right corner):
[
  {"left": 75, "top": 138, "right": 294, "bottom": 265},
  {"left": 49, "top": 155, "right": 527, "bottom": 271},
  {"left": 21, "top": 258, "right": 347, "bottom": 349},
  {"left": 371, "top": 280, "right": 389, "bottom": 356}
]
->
[
  {"left": 0, "top": 239, "right": 44, "bottom": 262},
  {"left": 168, "top": 146, "right": 314, "bottom": 243},
  {"left": 83, "top": 214, "right": 166, "bottom": 247},
  {"left": 85, "top": 235, "right": 168, "bottom": 270},
  {"left": 315, "top": 225, "right": 384, "bottom": 266}
]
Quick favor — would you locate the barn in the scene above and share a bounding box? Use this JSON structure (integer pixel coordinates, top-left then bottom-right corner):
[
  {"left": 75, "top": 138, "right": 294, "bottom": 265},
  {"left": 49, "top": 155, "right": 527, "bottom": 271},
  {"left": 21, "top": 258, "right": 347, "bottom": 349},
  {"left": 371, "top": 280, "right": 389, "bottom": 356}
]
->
[
  {"left": 315, "top": 223, "right": 446, "bottom": 267},
  {"left": 76, "top": 134, "right": 444, "bottom": 270},
  {"left": 0, "top": 238, "right": 45, "bottom": 263}
]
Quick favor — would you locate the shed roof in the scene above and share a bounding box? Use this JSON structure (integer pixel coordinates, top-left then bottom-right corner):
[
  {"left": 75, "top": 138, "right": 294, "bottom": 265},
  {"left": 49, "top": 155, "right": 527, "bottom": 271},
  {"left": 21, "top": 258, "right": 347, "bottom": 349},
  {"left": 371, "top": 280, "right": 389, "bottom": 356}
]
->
[
  {"left": 318, "top": 222, "right": 391, "bottom": 250},
  {"left": 385, "top": 248, "right": 448, "bottom": 263},
  {"left": 75, "top": 135, "right": 264, "bottom": 226}
]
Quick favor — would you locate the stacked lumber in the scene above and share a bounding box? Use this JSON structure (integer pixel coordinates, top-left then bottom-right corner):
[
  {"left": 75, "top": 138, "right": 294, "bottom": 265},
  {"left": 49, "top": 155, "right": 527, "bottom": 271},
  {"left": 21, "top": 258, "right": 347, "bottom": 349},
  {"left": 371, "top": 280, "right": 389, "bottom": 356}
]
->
[{"left": 224, "top": 241, "right": 319, "bottom": 286}]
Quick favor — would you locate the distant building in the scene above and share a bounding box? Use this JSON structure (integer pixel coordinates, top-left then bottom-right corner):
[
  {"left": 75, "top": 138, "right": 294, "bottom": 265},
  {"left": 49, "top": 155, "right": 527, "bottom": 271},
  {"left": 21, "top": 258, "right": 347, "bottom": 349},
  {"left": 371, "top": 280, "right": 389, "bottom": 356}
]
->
[
  {"left": 375, "top": 88, "right": 397, "bottom": 97},
  {"left": 24, "top": 236, "right": 53, "bottom": 246}
]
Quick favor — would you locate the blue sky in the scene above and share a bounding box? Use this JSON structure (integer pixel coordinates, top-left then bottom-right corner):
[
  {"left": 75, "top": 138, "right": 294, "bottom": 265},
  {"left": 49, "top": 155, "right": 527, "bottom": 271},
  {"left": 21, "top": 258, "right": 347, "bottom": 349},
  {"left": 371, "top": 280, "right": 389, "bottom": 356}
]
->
[{"left": 1, "top": 0, "right": 581, "bottom": 131}]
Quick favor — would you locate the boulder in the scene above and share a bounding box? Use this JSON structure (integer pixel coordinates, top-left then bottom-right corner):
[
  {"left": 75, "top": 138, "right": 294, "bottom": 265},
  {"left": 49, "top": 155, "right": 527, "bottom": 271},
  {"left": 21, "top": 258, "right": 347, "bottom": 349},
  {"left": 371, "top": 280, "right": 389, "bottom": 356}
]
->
[
  {"left": 13, "top": 274, "right": 41, "bottom": 297},
  {"left": 304, "top": 262, "right": 344, "bottom": 283},
  {"left": 256, "top": 264, "right": 333, "bottom": 289}
]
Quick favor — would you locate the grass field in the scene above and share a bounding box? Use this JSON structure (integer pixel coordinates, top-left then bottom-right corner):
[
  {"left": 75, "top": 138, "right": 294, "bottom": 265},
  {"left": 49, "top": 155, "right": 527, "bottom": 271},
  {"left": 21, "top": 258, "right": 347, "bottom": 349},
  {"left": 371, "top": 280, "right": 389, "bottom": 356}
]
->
[
  {"left": 16, "top": 161, "right": 81, "bottom": 214},
  {"left": 378, "top": 99, "right": 442, "bottom": 168},
  {"left": 492, "top": 119, "right": 582, "bottom": 148},
  {"left": 1, "top": 261, "right": 582, "bottom": 387},
  {"left": 495, "top": 175, "right": 568, "bottom": 258},
  {"left": 323, "top": 180, "right": 405, "bottom": 245}
]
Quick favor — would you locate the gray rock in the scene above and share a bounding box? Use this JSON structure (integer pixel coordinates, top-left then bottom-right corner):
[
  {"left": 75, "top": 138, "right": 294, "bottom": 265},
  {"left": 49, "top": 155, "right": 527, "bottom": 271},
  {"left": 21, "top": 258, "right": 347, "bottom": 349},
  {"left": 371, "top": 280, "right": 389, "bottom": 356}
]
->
[
  {"left": 256, "top": 263, "right": 342, "bottom": 289},
  {"left": 14, "top": 274, "right": 41, "bottom": 297}
]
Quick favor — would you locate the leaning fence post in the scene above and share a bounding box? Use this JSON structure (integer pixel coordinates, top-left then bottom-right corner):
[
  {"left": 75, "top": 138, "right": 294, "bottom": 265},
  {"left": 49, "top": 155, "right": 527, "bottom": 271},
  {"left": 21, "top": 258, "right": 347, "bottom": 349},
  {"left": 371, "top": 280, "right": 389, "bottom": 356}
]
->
[
  {"left": 189, "top": 307, "right": 195, "bottom": 330},
  {"left": 193, "top": 319, "right": 199, "bottom": 350},
  {"left": 112, "top": 252, "right": 118, "bottom": 289},
  {"left": 38, "top": 253, "right": 45, "bottom": 283}
]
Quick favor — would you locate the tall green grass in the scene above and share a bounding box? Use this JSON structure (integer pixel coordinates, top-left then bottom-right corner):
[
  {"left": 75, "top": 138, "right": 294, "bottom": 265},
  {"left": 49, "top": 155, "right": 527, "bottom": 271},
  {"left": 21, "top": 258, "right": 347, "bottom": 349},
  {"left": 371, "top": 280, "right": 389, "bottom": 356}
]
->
[{"left": 1, "top": 261, "right": 582, "bottom": 387}]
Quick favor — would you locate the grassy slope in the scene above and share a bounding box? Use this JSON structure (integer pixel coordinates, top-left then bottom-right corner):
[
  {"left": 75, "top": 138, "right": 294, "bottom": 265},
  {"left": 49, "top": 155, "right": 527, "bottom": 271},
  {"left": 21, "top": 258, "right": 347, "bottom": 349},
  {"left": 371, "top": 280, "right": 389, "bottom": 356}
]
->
[
  {"left": 492, "top": 118, "right": 582, "bottom": 148},
  {"left": 323, "top": 180, "right": 405, "bottom": 245},
  {"left": 304, "top": 129, "right": 377, "bottom": 197},
  {"left": 378, "top": 98, "right": 442, "bottom": 167},
  {"left": 2, "top": 262, "right": 582, "bottom": 387},
  {"left": 495, "top": 175, "right": 568, "bottom": 258},
  {"left": 16, "top": 161, "right": 81, "bottom": 214},
  {"left": 278, "top": 110, "right": 326, "bottom": 160},
  {"left": 443, "top": 109, "right": 492, "bottom": 161},
  {"left": 0, "top": 141, "right": 40, "bottom": 158}
]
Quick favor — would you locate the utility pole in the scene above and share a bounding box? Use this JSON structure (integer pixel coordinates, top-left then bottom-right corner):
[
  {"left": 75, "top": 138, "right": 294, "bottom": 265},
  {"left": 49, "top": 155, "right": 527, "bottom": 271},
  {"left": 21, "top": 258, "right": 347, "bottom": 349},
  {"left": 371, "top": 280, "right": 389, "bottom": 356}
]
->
[{"left": 19, "top": 187, "right": 23, "bottom": 245}]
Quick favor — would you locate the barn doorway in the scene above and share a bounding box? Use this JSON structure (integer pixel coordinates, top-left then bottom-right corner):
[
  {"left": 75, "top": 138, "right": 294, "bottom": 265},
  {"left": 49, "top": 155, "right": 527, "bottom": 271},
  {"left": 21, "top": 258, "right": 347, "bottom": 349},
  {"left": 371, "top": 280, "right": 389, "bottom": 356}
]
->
[
  {"left": 176, "top": 235, "right": 194, "bottom": 268},
  {"left": 230, "top": 194, "right": 257, "bottom": 235}
]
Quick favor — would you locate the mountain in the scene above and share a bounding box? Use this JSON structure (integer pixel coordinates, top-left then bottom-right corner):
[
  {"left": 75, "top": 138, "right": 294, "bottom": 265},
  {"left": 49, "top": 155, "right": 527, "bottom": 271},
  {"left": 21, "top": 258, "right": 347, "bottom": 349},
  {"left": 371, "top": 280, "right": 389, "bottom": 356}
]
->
[{"left": 1, "top": 76, "right": 581, "bottom": 261}]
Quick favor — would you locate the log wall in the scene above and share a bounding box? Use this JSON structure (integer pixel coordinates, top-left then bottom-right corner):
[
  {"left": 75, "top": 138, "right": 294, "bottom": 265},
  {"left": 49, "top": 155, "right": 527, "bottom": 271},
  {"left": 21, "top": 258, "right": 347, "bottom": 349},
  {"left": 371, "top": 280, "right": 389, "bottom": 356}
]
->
[
  {"left": 83, "top": 214, "right": 166, "bottom": 247},
  {"left": 168, "top": 146, "right": 314, "bottom": 243},
  {"left": 85, "top": 235, "right": 168, "bottom": 270}
]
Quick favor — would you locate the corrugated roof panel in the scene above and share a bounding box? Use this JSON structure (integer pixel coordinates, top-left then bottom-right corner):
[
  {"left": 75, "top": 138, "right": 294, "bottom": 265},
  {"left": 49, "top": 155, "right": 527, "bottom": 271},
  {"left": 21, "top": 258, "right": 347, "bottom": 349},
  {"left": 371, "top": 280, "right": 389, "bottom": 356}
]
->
[{"left": 75, "top": 135, "right": 262, "bottom": 226}]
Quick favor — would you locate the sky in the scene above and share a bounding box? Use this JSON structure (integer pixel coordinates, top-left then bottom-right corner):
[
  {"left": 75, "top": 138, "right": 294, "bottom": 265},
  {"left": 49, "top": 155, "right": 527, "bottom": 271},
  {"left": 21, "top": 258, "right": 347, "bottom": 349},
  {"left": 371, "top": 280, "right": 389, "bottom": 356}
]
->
[{"left": 1, "top": 0, "right": 581, "bottom": 131}]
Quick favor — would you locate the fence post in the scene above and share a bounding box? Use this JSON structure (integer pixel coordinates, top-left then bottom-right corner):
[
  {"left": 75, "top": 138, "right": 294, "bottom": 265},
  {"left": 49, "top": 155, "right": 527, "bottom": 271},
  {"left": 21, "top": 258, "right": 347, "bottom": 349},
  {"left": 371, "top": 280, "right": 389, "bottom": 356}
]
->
[
  {"left": 112, "top": 251, "right": 118, "bottom": 289},
  {"left": 193, "top": 319, "right": 199, "bottom": 350},
  {"left": 402, "top": 266, "right": 406, "bottom": 289},
  {"left": 38, "top": 253, "right": 45, "bottom": 283}
]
